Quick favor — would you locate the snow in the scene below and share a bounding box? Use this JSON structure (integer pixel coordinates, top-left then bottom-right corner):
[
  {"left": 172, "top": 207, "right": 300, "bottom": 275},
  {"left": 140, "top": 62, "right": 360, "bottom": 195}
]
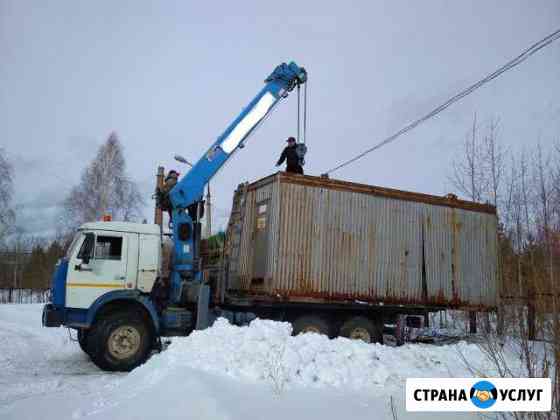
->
[{"left": 0, "top": 304, "right": 512, "bottom": 420}]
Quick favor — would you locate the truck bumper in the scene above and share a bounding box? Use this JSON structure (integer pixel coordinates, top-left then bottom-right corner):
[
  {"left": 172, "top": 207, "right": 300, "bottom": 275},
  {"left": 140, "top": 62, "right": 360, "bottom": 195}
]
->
[{"left": 42, "top": 304, "right": 64, "bottom": 327}]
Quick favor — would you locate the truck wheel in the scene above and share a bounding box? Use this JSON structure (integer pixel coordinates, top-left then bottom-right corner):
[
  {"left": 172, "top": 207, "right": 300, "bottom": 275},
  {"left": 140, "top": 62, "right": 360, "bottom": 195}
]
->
[
  {"left": 339, "top": 316, "right": 383, "bottom": 344},
  {"left": 77, "top": 328, "right": 90, "bottom": 355},
  {"left": 291, "top": 315, "right": 330, "bottom": 336},
  {"left": 86, "top": 311, "right": 154, "bottom": 372}
]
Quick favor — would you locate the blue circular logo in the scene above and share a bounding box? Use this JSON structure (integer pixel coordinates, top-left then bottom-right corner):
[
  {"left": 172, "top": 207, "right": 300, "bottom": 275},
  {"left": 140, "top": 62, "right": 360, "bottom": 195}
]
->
[{"left": 470, "top": 381, "right": 498, "bottom": 409}]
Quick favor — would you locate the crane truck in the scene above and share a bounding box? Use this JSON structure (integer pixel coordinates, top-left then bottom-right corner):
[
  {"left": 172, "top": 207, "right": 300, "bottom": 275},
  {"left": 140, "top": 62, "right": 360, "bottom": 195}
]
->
[
  {"left": 42, "top": 62, "right": 499, "bottom": 372},
  {"left": 42, "top": 62, "right": 309, "bottom": 371}
]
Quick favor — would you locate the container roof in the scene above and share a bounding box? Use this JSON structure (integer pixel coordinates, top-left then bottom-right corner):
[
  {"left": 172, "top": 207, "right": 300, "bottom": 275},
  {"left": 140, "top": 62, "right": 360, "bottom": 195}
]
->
[{"left": 246, "top": 172, "right": 496, "bottom": 214}]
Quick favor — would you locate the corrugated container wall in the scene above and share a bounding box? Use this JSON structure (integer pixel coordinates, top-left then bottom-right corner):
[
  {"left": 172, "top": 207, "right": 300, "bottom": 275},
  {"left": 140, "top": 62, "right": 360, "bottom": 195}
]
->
[{"left": 224, "top": 173, "right": 498, "bottom": 310}]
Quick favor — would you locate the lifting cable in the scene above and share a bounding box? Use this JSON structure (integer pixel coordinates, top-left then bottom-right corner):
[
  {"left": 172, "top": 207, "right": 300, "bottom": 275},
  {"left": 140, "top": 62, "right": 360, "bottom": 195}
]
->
[
  {"left": 297, "top": 84, "right": 301, "bottom": 142},
  {"left": 303, "top": 80, "right": 308, "bottom": 145},
  {"left": 296, "top": 81, "right": 308, "bottom": 144},
  {"left": 322, "top": 28, "right": 560, "bottom": 176}
]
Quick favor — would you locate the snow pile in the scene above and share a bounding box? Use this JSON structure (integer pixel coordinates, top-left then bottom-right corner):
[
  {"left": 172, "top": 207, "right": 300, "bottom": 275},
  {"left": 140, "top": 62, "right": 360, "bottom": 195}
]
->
[
  {"left": 131, "top": 318, "right": 493, "bottom": 393},
  {"left": 0, "top": 305, "right": 517, "bottom": 420}
]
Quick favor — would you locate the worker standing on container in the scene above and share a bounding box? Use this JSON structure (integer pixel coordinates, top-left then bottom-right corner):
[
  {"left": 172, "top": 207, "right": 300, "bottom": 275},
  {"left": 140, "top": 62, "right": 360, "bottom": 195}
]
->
[{"left": 276, "top": 137, "right": 303, "bottom": 174}]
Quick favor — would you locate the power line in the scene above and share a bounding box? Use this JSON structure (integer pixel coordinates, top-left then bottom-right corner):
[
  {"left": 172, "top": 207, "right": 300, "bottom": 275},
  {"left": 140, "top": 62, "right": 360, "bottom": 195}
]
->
[{"left": 323, "top": 28, "right": 560, "bottom": 176}]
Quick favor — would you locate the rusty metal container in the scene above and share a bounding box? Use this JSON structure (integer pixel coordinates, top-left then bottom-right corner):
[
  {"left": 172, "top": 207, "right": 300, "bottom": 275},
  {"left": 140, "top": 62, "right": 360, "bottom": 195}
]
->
[{"left": 223, "top": 173, "right": 498, "bottom": 310}]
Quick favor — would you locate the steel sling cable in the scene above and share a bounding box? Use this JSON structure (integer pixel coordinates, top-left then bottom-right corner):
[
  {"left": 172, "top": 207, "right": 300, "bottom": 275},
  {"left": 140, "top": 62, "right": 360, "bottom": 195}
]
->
[
  {"left": 303, "top": 80, "right": 308, "bottom": 144},
  {"left": 297, "top": 84, "right": 301, "bottom": 142},
  {"left": 322, "top": 28, "right": 560, "bottom": 176}
]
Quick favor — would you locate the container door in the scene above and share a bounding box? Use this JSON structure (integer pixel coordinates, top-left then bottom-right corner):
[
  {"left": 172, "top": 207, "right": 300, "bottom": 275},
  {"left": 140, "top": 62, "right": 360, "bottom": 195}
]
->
[{"left": 252, "top": 201, "right": 269, "bottom": 283}]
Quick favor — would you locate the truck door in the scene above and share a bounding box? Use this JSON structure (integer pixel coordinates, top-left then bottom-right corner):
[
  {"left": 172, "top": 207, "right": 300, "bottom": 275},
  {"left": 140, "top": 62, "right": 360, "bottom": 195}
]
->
[
  {"left": 252, "top": 201, "right": 269, "bottom": 283},
  {"left": 137, "top": 234, "right": 159, "bottom": 293},
  {"left": 66, "top": 231, "right": 127, "bottom": 309}
]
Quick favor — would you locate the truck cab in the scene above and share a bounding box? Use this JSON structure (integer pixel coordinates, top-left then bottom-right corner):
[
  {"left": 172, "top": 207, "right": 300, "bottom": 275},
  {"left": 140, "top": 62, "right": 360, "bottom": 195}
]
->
[
  {"left": 43, "top": 221, "right": 164, "bottom": 371},
  {"left": 69, "top": 222, "right": 160, "bottom": 303}
]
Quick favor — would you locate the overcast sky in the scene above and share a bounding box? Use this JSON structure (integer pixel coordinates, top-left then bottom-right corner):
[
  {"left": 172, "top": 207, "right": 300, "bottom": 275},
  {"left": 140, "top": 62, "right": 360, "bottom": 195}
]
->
[{"left": 1, "top": 1, "right": 559, "bottom": 237}]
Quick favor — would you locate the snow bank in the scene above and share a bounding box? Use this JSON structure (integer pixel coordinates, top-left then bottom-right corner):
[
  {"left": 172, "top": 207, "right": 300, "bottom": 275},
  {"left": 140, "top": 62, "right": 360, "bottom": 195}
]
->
[
  {"left": 0, "top": 305, "right": 514, "bottom": 420},
  {"left": 130, "top": 317, "right": 493, "bottom": 393}
]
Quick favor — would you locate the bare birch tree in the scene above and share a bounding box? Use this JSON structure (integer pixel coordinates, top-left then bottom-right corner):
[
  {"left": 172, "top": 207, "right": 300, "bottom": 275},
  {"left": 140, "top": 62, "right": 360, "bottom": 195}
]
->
[
  {"left": 0, "top": 148, "right": 15, "bottom": 245},
  {"left": 481, "top": 118, "right": 507, "bottom": 208},
  {"left": 450, "top": 113, "right": 485, "bottom": 202},
  {"left": 518, "top": 150, "right": 535, "bottom": 243},
  {"left": 61, "top": 132, "right": 144, "bottom": 231},
  {"left": 450, "top": 115, "right": 508, "bottom": 207}
]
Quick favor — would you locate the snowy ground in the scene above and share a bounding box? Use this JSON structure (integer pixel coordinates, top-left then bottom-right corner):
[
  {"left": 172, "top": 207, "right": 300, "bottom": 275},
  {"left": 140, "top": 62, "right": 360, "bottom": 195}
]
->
[{"left": 0, "top": 305, "right": 516, "bottom": 420}]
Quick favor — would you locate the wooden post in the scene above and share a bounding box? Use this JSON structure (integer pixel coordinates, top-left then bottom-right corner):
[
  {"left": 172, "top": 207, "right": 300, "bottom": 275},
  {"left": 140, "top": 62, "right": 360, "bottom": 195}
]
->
[
  {"left": 527, "top": 301, "right": 536, "bottom": 341},
  {"left": 469, "top": 311, "right": 477, "bottom": 334},
  {"left": 483, "top": 311, "right": 491, "bottom": 334},
  {"left": 204, "top": 184, "right": 212, "bottom": 239},
  {"left": 154, "top": 166, "right": 165, "bottom": 226},
  {"left": 527, "top": 280, "right": 536, "bottom": 341},
  {"left": 497, "top": 304, "right": 504, "bottom": 336}
]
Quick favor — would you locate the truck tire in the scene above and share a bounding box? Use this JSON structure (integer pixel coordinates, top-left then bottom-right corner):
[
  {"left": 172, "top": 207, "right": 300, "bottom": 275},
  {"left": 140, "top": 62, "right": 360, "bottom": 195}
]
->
[
  {"left": 77, "top": 328, "right": 90, "bottom": 355},
  {"left": 291, "top": 315, "right": 331, "bottom": 337},
  {"left": 86, "top": 310, "right": 154, "bottom": 372},
  {"left": 339, "top": 316, "right": 383, "bottom": 344}
]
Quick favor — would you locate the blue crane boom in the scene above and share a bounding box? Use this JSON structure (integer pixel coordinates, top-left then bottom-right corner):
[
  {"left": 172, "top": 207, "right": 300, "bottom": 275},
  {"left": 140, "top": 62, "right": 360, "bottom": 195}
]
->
[{"left": 167, "top": 61, "right": 307, "bottom": 306}]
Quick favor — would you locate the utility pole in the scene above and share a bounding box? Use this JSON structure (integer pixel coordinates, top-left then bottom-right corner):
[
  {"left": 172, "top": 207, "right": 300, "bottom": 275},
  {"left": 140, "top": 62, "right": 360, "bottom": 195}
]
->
[
  {"left": 154, "top": 166, "right": 165, "bottom": 226},
  {"left": 205, "top": 184, "right": 212, "bottom": 239}
]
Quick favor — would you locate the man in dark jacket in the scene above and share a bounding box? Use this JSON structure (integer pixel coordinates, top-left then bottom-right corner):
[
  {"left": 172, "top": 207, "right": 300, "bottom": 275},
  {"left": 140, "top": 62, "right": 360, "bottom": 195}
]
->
[
  {"left": 158, "top": 170, "right": 180, "bottom": 221},
  {"left": 162, "top": 170, "right": 179, "bottom": 194},
  {"left": 276, "top": 137, "right": 303, "bottom": 174}
]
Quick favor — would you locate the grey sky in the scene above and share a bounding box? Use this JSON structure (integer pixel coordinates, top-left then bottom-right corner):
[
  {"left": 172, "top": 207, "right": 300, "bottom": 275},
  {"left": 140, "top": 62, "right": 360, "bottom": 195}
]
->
[{"left": 1, "top": 1, "right": 559, "bottom": 236}]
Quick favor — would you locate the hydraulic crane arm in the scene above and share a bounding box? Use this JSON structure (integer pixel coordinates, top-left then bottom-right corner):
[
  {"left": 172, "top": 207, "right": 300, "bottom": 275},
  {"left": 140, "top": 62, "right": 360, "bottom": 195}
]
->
[
  {"left": 169, "top": 62, "right": 307, "bottom": 209},
  {"left": 167, "top": 62, "right": 307, "bottom": 306}
]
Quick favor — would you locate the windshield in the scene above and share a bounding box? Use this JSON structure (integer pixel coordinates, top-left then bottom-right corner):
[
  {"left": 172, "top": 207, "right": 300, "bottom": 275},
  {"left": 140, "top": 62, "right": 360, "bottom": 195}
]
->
[{"left": 65, "top": 232, "right": 83, "bottom": 260}]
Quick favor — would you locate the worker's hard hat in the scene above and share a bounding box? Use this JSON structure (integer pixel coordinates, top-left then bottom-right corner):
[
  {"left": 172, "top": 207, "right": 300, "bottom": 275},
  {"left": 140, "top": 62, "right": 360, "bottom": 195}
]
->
[{"left": 286, "top": 137, "right": 296, "bottom": 143}]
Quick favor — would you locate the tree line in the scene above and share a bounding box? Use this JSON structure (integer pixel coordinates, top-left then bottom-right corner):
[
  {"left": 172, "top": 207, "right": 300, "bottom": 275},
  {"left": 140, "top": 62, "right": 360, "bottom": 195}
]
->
[
  {"left": 0, "top": 133, "right": 145, "bottom": 288},
  {"left": 449, "top": 114, "right": 559, "bottom": 304},
  {"left": 450, "top": 114, "right": 560, "bottom": 417}
]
